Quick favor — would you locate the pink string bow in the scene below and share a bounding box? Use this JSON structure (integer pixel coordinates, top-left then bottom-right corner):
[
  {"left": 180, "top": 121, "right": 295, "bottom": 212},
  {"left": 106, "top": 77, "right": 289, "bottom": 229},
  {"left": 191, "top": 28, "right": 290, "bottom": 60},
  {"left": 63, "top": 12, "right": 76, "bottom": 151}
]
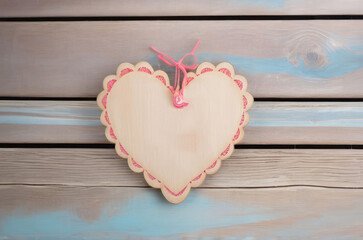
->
[{"left": 150, "top": 40, "right": 200, "bottom": 108}]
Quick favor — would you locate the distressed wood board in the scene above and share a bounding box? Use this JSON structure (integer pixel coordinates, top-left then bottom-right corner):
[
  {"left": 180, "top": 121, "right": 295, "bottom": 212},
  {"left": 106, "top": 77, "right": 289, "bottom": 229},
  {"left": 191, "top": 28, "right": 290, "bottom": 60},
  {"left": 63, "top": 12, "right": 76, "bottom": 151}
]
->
[
  {"left": 0, "top": 148, "right": 362, "bottom": 188},
  {"left": 1, "top": 101, "right": 363, "bottom": 144},
  {"left": 0, "top": 0, "right": 362, "bottom": 17},
  {"left": 0, "top": 186, "right": 362, "bottom": 239},
  {"left": 0, "top": 21, "right": 362, "bottom": 97}
]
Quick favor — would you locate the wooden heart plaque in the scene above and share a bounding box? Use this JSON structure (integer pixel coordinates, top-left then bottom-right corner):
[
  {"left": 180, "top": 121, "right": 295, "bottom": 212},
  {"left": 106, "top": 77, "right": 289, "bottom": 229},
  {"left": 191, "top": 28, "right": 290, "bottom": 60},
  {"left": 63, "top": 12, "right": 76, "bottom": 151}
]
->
[{"left": 97, "top": 61, "right": 253, "bottom": 203}]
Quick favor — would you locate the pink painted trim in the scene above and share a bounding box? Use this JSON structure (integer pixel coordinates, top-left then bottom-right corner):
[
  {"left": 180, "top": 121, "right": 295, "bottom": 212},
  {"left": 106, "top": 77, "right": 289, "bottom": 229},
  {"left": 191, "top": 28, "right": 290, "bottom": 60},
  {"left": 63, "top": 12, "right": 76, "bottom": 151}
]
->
[
  {"left": 201, "top": 67, "right": 213, "bottom": 74},
  {"left": 164, "top": 184, "right": 189, "bottom": 197},
  {"left": 109, "top": 127, "right": 117, "bottom": 140},
  {"left": 147, "top": 171, "right": 156, "bottom": 180},
  {"left": 131, "top": 158, "right": 142, "bottom": 168},
  {"left": 218, "top": 68, "right": 232, "bottom": 78},
  {"left": 105, "top": 111, "right": 111, "bottom": 125},
  {"left": 120, "top": 68, "right": 133, "bottom": 77},
  {"left": 234, "top": 79, "right": 243, "bottom": 90},
  {"left": 107, "top": 79, "right": 117, "bottom": 92},
  {"left": 145, "top": 171, "right": 161, "bottom": 183},
  {"left": 207, "top": 160, "right": 218, "bottom": 170},
  {"left": 101, "top": 93, "right": 108, "bottom": 108},
  {"left": 138, "top": 67, "right": 152, "bottom": 74},
  {"left": 243, "top": 95, "right": 248, "bottom": 109},
  {"left": 233, "top": 128, "right": 240, "bottom": 141},
  {"left": 221, "top": 144, "right": 231, "bottom": 157},
  {"left": 186, "top": 76, "right": 194, "bottom": 86},
  {"left": 192, "top": 174, "right": 202, "bottom": 181},
  {"left": 240, "top": 112, "right": 245, "bottom": 126},
  {"left": 156, "top": 75, "right": 166, "bottom": 85},
  {"left": 119, "top": 143, "right": 129, "bottom": 156}
]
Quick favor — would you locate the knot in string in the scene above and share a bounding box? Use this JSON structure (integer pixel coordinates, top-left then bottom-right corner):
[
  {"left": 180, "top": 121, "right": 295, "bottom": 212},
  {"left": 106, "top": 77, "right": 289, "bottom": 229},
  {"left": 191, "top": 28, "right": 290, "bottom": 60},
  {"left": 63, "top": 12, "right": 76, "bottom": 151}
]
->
[{"left": 150, "top": 40, "right": 200, "bottom": 108}]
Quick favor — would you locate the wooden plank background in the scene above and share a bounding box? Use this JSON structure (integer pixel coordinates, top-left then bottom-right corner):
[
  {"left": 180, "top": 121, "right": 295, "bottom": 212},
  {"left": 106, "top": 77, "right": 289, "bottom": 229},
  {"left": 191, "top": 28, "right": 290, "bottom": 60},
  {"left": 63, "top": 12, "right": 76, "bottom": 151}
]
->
[
  {"left": 0, "top": 186, "right": 362, "bottom": 239},
  {"left": 1, "top": 20, "right": 363, "bottom": 98},
  {"left": 0, "top": 1, "right": 363, "bottom": 239},
  {"left": 2, "top": 101, "right": 363, "bottom": 144},
  {"left": 1, "top": 0, "right": 363, "bottom": 17},
  {"left": 1, "top": 148, "right": 362, "bottom": 188}
]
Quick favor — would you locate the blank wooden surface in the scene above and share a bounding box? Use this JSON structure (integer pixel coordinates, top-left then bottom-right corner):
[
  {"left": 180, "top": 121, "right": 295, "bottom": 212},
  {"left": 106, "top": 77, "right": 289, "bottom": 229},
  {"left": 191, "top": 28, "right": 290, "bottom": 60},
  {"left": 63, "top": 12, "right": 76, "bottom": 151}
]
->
[
  {"left": 0, "top": 148, "right": 362, "bottom": 188},
  {"left": 0, "top": 186, "right": 362, "bottom": 239},
  {"left": 1, "top": 21, "right": 363, "bottom": 98},
  {"left": 1, "top": 0, "right": 363, "bottom": 17},
  {"left": 1, "top": 100, "right": 363, "bottom": 144}
]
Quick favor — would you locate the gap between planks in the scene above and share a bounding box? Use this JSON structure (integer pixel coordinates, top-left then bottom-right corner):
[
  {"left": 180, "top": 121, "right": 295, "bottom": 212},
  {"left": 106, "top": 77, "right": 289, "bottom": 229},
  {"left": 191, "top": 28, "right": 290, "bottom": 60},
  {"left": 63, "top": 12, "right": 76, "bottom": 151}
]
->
[
  {"left": 0, "top": 143, "right": 362, "bottom": 149},
  {"left": 1, "top": 16, "right": 363, "bottom": 21},
  {"left": 0, "top": 0, "right": 363, "bottom": 17}
]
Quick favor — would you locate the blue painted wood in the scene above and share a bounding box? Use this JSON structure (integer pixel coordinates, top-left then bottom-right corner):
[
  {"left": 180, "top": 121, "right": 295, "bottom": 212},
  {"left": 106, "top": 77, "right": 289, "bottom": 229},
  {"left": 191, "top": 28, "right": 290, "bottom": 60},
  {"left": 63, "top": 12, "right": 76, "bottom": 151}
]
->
[
  {"left": 0, "top": 194, "right": 269, "bottom": 237},
  {"left": 1, "top": 101, "right": 363, "bottom": 127},
  {"left": 1, "top": 21, "right": 362, "bottom": 98},
  {"left": 234, "top": 0, "right": 286, "bottom": 10},
  {"left": 0, "top": 187, "right": 362, "bottom": 239},
  {"left": 2, "top": 101, "right": 363, "bottom": 144},
  {"left": 195, "top": 47, "right": 363, "bottom": 79}
]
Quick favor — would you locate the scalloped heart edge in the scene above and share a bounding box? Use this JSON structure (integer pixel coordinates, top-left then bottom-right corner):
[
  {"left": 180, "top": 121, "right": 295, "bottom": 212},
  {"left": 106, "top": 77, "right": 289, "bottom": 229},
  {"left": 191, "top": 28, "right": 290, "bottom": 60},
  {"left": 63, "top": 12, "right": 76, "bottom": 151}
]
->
[{"left": 97, "top": 61, "right": 254, "bottom": 204}]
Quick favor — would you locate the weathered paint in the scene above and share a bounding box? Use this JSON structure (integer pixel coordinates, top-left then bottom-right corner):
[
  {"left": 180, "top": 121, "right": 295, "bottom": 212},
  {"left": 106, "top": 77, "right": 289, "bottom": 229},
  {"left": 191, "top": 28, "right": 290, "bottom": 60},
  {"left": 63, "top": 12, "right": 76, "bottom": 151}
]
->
[
  {"left": 0, "top": 116, "right": 101, "bottom": 126},
  {"left": 196, "top": 48, "right": 363, "bottom": 79},
  {"left": 142, "top": 43, "right": 363, "bottom": 80},
  {"left": 1, "top": 21, "right": 363, "bottom": 98},
  {"left": 0, "top": 190, "right": 274, "bottom": 239},
  {"left": 1, "top": 187, "right": 362, "bottom": 239},
  {"left": 229, "top": 0, "right": 286, "bottom": 9},
  {"left": 1, "top": 102, "right": 363, "bottom": 127},
  {"left": 0, "top": 105, "right": 99, "bottom": 117},
  {"left": 250, "top": 105, "right": 363, "bottom": 127}
]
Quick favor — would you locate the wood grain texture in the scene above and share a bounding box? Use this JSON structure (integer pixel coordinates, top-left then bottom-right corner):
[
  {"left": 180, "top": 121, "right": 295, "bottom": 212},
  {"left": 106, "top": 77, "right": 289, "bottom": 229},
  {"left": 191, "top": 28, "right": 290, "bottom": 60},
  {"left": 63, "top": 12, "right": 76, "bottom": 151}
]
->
[
  {"left": 0, "top": 0, "right": 362, "bottom": 17},
  {"left": 1, "top": 21, "right": 362, "bottom": 97},
  {"left": 1, "top": 100, "right": 363, "bottom": 144},
  {"left": 0, "top": 186, "right": 362, "bottom": 239},
  {"left": 0, "top": 148, "right": 362, "bottom": 188}
]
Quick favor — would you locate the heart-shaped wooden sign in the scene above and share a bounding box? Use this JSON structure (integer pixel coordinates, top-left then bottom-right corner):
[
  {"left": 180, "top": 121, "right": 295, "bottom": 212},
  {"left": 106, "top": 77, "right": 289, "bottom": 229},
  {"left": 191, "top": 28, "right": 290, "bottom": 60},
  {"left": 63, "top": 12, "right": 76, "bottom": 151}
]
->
[{"left": 97, "top": 61, "right": 253, "bottom": 203}]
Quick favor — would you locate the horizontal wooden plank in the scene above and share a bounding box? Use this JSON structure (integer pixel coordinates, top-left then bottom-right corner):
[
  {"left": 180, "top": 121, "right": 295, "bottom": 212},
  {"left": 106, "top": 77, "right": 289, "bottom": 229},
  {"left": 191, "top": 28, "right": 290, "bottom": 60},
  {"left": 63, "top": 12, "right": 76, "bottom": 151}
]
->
[
  {"left": 0, "top": 21, "right": 362, "bottom": 98},
  {"left": 0, "top": 186, "right": 362, "bottom": 239},
  {"left": 0, "top": 148, "right": 362, "bottom": 188},
  {"left": 1, "top": 101, "right": 363, "bottom": 144},
  {"left": 0, "top": 0, "right": 362, "bottom": 17}
]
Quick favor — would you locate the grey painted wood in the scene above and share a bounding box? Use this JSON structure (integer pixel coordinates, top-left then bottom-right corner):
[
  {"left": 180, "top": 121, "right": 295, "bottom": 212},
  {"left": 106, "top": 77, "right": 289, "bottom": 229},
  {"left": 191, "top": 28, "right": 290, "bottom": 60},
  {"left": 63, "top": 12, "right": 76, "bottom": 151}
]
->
[
  {"left": 1, "top": 101, "right": 363, "bottom": 144},
  {"left": 1, "top": 21, "right": 362, "bottom": 97},
  {"left": 0, "top": 186, "right": 362, "bottom": 239},
  {"left": 0, "top": 0, "right": 362, "bottom": 17},
  {"left": 0, "top": 148, "right": 362, "bottom": 188}
]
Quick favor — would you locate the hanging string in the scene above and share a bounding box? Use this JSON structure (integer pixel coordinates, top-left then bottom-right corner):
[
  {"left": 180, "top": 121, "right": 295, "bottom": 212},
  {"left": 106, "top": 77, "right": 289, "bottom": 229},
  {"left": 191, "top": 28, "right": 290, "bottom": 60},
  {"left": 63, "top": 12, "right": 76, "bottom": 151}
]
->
[{"left": 150, "top": 40, "right": 200, "bottom": 108}]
